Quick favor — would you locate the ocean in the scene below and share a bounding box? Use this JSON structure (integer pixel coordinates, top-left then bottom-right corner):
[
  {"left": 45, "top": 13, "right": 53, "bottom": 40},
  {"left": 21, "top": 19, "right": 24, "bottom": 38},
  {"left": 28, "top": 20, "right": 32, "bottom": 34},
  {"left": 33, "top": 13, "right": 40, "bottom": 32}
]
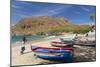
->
[{"left": 11, "top": 35, "right": 43, "bottom": 43}]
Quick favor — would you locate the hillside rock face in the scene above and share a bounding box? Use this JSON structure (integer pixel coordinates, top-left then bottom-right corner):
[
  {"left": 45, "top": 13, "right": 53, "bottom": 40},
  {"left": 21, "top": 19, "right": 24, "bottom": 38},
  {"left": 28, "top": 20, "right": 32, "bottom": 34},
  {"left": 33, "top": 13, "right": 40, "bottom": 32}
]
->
[{"left": 11, "top": 16, "right": 90, "bottom": 35}]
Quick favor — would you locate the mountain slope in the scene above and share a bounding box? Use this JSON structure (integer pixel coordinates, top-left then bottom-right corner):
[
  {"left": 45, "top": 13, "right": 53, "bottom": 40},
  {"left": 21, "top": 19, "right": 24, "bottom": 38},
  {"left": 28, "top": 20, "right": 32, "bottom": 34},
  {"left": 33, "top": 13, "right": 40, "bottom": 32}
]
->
[{"left": 11, "top": 16, "right": 90, "bottom": 35}]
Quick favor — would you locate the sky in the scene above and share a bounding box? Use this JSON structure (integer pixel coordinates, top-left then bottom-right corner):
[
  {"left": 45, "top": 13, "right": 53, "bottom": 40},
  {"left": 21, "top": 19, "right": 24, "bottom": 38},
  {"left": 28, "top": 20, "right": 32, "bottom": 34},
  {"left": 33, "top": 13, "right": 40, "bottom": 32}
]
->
[{"left": 11, "top": 0, "right": 96, "bottom": 25}]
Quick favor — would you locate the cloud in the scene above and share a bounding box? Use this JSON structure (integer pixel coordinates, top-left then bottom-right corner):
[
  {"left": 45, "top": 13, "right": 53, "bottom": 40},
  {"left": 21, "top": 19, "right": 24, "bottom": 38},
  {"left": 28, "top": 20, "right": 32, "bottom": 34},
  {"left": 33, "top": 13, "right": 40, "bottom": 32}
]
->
[
  {"left": 12, "top": 4, "right": 21, "bottom": 9},
  {"left": 32, "top": 5, "right": 72, "bottom": 16},
  {"left": 80, "top": 6, "right": 90, "bottom": 12}
]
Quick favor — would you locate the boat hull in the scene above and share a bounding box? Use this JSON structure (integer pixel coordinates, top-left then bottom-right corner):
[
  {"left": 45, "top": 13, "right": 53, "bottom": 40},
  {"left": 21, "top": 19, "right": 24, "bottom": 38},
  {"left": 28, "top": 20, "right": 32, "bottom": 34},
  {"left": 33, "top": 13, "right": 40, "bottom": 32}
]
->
[
  {"left": 35, "top": 52, "right": 73, "bottom": 62},
  {"left": 51, "top": 41, "right": 73, "bottom": 47},
  {"left": 31, "top": 46, "right": 73, "bottom": 61},
  {"left": 60, "top": 38, "right": 73, "bottom": 43},
  {"left": 31, "top": 45, "right": 73, "bottom": 51},
  {"left": 74, "top": 40, "right": 96, "bottom": 46}
]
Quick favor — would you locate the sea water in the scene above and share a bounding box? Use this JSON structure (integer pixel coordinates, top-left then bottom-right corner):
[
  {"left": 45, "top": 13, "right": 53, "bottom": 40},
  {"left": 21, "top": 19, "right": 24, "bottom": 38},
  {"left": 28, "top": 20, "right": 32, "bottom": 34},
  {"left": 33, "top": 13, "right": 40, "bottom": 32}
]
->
[{"left": 11, "top": 35, "right": 43, "bottom": 43}]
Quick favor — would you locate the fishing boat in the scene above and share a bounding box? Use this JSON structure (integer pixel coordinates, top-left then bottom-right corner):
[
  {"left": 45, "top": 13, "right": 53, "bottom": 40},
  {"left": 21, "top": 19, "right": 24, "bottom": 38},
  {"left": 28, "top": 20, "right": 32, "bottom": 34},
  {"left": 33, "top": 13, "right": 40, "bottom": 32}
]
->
[
  {"left": 60, "top": 38, "right": 73, "bottom": 43},
  {"left": 60, "top": 34, "right": 75, "bottom": 42},
  {"left": 31, "top": 46, "right": 73, "bottom": 61},
  {"left": 31, "top": 45, "right": 73, "bottom": 51},
  {"left": 74, "top": 39, "right": 95, "bottom": 46},
  {"left": 51, "top": 41, "right": 73, "bottom": 47}
]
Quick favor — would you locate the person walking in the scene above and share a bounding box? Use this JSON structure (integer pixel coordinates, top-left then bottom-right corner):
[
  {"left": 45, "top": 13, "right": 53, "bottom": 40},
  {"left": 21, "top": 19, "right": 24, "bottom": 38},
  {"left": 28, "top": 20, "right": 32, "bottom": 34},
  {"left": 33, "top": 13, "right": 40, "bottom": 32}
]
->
[{"left": 21, "top": 36, "right": 27, "bottom": 55}]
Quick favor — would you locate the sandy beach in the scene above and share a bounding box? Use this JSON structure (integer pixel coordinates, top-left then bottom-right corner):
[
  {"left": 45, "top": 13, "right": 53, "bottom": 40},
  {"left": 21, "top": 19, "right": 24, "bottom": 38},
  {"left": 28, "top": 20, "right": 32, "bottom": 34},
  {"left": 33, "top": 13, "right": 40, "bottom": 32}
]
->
[
  {"left": 11, "top": 34, "right": 69, "bottom": 66},
  {"left": 11, "top": 33, "right": 96, "bottom": 66}
]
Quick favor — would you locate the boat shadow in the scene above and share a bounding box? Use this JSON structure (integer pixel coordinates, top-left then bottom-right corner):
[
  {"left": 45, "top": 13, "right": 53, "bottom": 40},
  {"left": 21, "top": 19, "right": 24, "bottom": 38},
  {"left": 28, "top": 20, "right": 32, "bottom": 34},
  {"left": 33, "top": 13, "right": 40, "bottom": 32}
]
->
[
  {"left": 39, "top": 58, "right": 73, "bottom": 63},
  {"left": 23, "top": 51, "right": 32, "bottom": 54}
]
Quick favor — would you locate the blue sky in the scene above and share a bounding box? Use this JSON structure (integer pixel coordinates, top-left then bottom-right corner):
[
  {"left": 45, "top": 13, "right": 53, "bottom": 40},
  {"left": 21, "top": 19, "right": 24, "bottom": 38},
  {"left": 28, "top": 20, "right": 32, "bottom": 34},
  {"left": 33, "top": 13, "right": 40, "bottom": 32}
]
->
[{"left": 11, "top": 0, "right": 96, "bottom": 25}]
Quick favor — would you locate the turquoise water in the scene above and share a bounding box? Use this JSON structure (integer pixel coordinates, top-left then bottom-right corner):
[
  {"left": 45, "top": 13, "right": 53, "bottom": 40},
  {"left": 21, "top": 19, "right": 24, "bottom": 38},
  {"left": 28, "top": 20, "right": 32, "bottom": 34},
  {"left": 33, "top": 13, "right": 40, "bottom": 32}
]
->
[{"left": 11, "top": 35, "right": 43, "bottom": 43}]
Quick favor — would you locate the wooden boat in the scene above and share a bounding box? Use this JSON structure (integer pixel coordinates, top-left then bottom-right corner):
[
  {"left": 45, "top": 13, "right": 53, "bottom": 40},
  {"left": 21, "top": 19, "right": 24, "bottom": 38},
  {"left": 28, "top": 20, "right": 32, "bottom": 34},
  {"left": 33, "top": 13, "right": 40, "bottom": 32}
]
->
[
  {"left": 60, "top": 38, "right": 73, "bottom": 43},
  {"left": 31, "top": 46, "right": 73, "bottom": 61},
  {"left": 31, "top": 45, "right": 73, "bottom": 51},
  {"left": 60, "top": 34, "right": 75, "bottom": 42},
  {"left": 74, "top": 39, "right": 96, "bottom": 46},
  {"left": 51, "top": 41, "right": 73, "bottom": 47}
]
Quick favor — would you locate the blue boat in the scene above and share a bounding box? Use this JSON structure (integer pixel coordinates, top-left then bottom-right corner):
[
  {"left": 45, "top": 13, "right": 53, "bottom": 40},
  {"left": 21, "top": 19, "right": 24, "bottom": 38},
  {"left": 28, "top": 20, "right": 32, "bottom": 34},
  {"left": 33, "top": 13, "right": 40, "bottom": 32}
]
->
[{"left": 31, "top": 46, "right": 73, "bottom": 62}]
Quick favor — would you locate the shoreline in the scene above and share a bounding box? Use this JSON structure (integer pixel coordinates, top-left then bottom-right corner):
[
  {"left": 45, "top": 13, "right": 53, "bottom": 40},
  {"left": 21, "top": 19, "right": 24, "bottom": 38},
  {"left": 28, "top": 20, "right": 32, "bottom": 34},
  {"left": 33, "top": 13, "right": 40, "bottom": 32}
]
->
[{"left": 11, "top": 34, "right": 65, "bottom": 47}]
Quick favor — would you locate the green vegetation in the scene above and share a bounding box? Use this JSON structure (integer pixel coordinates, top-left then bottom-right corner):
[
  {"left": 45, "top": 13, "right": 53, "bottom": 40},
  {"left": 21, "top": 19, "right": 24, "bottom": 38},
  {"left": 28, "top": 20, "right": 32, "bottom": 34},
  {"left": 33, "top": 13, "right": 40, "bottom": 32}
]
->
[{"left": 36, "top": 32, "right": 46, "bottom": 36}]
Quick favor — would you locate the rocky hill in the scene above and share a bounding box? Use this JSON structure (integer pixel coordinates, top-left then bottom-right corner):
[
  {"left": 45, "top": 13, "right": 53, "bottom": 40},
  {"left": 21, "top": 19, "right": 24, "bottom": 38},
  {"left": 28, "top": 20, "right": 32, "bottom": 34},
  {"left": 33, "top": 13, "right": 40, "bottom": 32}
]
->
[{"left": 11, "top": 16, "right": 90, "bottom": 35}]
